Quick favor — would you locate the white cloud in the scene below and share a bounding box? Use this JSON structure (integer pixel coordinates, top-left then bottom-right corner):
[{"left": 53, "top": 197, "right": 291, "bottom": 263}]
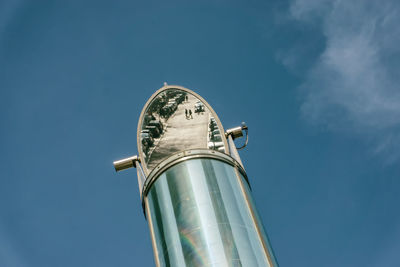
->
[{"left": 287, "top": 0, "right": 400, "bottom": 162}]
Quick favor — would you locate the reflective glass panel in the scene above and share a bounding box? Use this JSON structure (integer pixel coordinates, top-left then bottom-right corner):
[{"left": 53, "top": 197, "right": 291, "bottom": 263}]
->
[
  {"left": 146, "top": 158, "right": 278, "bottom": 267},
  {"left": 139, "top": 88, "right": 227, "bottom": 173}
]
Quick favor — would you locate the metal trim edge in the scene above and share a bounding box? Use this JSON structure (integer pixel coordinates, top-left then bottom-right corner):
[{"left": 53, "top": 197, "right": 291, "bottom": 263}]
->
[{"left": 141, "top": 149, "right": 250, "bottom": 215}]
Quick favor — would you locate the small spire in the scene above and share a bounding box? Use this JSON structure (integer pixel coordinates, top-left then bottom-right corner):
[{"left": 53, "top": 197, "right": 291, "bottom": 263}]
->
[{"left": 163, "top": 82, "right": 168, "bottom": 86}]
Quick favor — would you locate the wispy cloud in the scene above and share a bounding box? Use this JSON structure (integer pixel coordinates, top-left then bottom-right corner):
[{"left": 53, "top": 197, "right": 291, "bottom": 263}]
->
[{"left": 285, "top": 0, "right": 400, "bottom": 163}]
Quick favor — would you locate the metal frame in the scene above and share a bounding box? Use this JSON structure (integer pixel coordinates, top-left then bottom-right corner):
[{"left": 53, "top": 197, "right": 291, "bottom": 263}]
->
[
  {"left": 136, "top": 85, "right": 229, "bottom": 176},
  {"left": 142, "top": 149, "right": 279, "bottom": 267},
  {"left": 235, "top": 167, "right": 277, "bottom": 266},
  {"left": 141, "top": 148, "right": 250, "bottom": 209}
]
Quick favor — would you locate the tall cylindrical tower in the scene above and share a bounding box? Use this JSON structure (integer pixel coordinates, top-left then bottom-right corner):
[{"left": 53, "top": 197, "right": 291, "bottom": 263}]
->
[{"left": 114, "top": 85, "right": 278, "bottom": 267}]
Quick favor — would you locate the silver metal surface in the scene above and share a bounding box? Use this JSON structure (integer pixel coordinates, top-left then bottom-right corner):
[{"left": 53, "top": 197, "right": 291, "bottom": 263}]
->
[
  {"left": 137, "top": 85, "right": 229, "bottom": 176},
  {"left": 145, "top": 158, "right": 278, "bottom": 266},
  {"left": 135, "top": 160, "right": 147, "bottom": 199},
  {"left": 141, "top": 149, "right": 249, "bottom": 204},
  {"left": 226, "top": 122, "right": 249, "bottom": 150},
  {"left": 113, "top": 84, "right": 279, "bottom": 266},
  {"left": 113, "top": 155, "right": 139, "bottom": 172},
  {"left": 227, "top": 134, "right": 244, "bottom": 169},
  {"left": 226, "top": 126, "right": 244, "bottom": 139}
]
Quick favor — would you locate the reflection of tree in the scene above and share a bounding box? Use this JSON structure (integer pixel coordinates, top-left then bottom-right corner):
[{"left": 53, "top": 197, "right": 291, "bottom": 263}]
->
[
  {"left": 140, "top": 90, "right": 189, "bottom": 166},
  {"left": 146, "top": 92, "right": 209, "bottom": 170},
  {"left": 154, "top": 96, "right": 166, "bottom": 111},
  {"left": 144, "top": 91, "right": 188, "bottom": 120}
]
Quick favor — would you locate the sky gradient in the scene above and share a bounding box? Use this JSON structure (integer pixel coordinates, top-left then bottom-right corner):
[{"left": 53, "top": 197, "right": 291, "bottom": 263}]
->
[{"left": 1, "top": 0, "right": 400, "bottom": 266}]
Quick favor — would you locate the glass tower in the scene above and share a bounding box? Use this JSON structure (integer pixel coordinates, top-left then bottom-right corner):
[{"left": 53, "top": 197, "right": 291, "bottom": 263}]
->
[{"left": 114, "top": 85, "right": 278, "bottom": 267}]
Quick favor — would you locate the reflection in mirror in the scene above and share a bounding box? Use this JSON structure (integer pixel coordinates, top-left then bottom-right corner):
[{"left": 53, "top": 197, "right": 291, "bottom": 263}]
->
[{"left": 140, "top": 89, "right": 226, "bottom": 172}]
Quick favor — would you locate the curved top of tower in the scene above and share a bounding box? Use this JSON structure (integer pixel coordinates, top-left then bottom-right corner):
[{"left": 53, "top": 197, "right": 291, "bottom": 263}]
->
[{"left": 137, "top": 84, "right": 228, "bottom": 175}]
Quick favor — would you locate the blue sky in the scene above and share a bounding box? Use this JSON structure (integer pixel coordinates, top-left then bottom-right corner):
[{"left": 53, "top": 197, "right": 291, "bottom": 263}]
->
[{"left": 1, "top": 0, "right": 399, "bottom": 266}]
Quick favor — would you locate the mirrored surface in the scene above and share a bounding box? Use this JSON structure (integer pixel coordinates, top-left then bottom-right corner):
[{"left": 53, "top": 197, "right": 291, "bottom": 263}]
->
[
  {"left": 145, "top": 158, "right": 278, "bottom": 267},
  {"left": 139, "top": 88, "right": 227, "bottom": 173}
]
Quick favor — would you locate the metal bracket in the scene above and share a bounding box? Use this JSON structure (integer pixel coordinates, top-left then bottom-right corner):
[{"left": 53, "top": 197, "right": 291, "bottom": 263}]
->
[
  {"left": 113, "top": 155, "right": 140, "bottom": 172},
  {"left": 113, "top": 155, "right": 147, "bottom": 201},
  {"left": 225, "top": 122, "right": 248, "bottom": 150}
]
